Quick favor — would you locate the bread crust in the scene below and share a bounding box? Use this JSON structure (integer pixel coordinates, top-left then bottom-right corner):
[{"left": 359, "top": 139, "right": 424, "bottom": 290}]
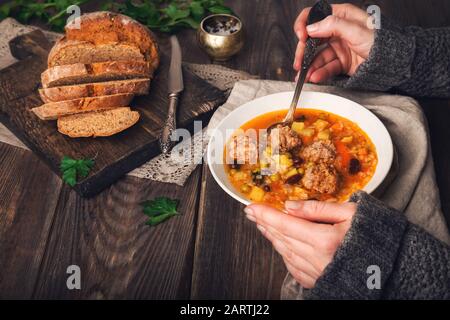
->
[
  {"left": 39, "top": 78, "right": 150, "bottom": 103},
  {"left": 57, "top": 107, "right": 140, "bottom": 138},
  {"left": 65, "top": 11, "right": 160, "bottom": 70},
  {"left": 32, "top": 93, "right": 134, "bottom": 120},
  {"left": 41, "top": 60, "right": 151, "bottom": 88},
  {"left": 47, "top": 38, "right": 145, "bottom": 67}
]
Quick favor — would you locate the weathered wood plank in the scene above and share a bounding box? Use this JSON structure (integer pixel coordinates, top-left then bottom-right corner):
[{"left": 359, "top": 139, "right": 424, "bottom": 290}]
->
[
  {"left": 0, "top": 143, "right": 62, "bottom": 299},
  {"left": 32, "top": 168, "right": 201, "bottom": 299}
]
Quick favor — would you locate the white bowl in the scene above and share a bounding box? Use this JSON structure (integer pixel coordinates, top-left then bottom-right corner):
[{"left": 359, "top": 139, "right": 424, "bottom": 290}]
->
[{"left": 207, "top": 91, "right": 393, "bottom": 206}]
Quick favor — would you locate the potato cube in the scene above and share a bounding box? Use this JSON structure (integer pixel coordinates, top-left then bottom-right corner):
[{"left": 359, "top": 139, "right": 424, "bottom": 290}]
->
[
  {"left": 279, "top": 154, "right": 293, "bottom": 166},
  {"left": 291, "top": 122, "right": 305, "bottom": 134},
  {"left": 313, "top": 119, "right": 329, "bottom": 131},
  {"left": 341, "top": 136, "right": 353, "bottom": 143},
  {"left": 299, "top": 128, "right": 315, "bottom": 137},
  {"left": 249, "top": 186, "right": 265, "bottom": 202},
  {"left": 318, "top": 130, "right": 330, "bottom": 140},
  {"left": 270, "top": 173, "right": 281, "bottom": 182}
]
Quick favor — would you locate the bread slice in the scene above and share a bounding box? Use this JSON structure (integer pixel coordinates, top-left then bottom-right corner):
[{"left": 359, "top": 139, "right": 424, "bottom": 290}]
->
[
  {"left": 47, "top": 38, "right": 145, "bottom": 67},
  {"left": 31, "top": 93, "right": 134, "bottom": 120},
  {"left": 41, "top": 60, "right": 151, "bottom": 88},
  {"left": 39, "top": 78, "right": 150, "bottom": 103},
  {"left": 57, "top": 107, "right": 140, "bottom": 138},
  {"left": 64, "top": 11, "right": 159, "bottom": 70}
]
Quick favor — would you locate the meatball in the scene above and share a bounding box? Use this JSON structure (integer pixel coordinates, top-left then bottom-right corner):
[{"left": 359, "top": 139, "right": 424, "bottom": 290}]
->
[
  {"left": 301, "top": 140, "right": 336, "bottom": 164},
  {"left": 228, "top": 134, "right": 258, "bottom": 164},
  {"left": 302, "top": 163, "right": 339, "bottom": 194},
  {"left": 268, "top": 125, "right": 302, "bottom": 152}
]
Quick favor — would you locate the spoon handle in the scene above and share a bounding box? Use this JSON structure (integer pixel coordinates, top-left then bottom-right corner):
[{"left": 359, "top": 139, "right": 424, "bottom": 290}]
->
[{"left": 285, "top": 37, "right": 321, "bottom": 123}]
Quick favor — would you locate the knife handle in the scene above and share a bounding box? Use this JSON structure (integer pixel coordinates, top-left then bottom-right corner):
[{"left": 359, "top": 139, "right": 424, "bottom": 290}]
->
[{"left": 159, "top": 93, "right": 179, "bottom": 154}]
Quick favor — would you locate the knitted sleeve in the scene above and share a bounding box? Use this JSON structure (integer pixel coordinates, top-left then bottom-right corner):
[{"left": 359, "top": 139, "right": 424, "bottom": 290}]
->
[
  {"left": 304, "top": 192, "right": 450, "bottom": 300},
  {"left": 336, "top": 22, "right": 450, "bottom": 98}
]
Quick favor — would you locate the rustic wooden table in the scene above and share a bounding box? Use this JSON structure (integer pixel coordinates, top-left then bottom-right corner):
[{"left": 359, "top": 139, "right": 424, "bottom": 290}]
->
[{"left": 1, "top": 0, "right": 450, "bottom": 299}]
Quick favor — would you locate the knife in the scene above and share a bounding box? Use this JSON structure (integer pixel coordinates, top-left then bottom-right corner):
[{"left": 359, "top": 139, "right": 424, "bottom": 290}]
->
[{"left": 159, "top": 35, "right": 184, "bottom": 154}]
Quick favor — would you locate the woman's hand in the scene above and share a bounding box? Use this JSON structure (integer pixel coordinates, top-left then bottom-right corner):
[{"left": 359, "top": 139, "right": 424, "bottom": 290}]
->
[
  {"left": 293, "top": 3, "right": 375, "bottom": 83},
  {"left": 245, "top": 200, "right": 356, "bottom": 288}
]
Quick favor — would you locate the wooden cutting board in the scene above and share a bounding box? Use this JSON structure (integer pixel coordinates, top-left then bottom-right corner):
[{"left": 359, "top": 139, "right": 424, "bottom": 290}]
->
[{"left": 0, "top": 30, "right": 226, "bottom": 197}]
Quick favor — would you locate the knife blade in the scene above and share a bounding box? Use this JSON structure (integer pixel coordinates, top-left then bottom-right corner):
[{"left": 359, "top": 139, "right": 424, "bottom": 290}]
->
[
  {"left": 159, "top": 35, "right": 184, "bottom": 154},
  {"left": 168, "top": 35, "right": 184, "bottom": 94}
]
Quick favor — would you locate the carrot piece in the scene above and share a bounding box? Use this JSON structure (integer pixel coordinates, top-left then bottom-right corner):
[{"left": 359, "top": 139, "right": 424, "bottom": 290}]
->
[{"left": 335, "top": 140, "right": 351, "bottom": 168}]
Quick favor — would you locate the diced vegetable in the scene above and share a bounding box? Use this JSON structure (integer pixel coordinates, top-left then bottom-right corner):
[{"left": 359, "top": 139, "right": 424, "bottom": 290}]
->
[
  {"left": 317, "top": 130, "right": 330, "bottom": 140},
  {"left": 234, "top": 171, "right": 247, "bottom": 180},
  {"left": 285, "top": 168, "right": 298, "bottom": 178},
  {"left": 286, "top": 174, "right": 302, "bottom": 185},
  {"left": 298, "top": 128, "right": 315, "bottom": 138},
  {"left": 241, "top": 184, "right": 251, "bottom": 193},
  {"left": 291, "top": 121, "right": 305, "bottom": 134},
  {"left": 270, "top": 173, "right": 280, "bottom": 182},
  {"left": 313, "top": 119, "right": 329, "bottom": 131},
  {"left": 260, "top": 160, "right": 269, "bottom": 169},
  {"left": 341, "top": 136, "right": 353, "bottom": 144},
  {"left": 279, "top": 154, "right": 293, "bottom": 167},
  {"left": 249, "top": 186, "right": 265, "bottom": 202},
  {"left": 293, "top": 187, "right": 309, "bottom": 200},
  {"left": 349, "top": 158, "right": 361, "bottom": 175},
  {"left": 331, "top": 122, "right": 344, "bottom": 132}
]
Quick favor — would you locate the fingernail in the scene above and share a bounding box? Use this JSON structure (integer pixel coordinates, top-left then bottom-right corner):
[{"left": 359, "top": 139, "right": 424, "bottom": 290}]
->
[
  {"left": 306, "top": 23, "right": 318, "bottom": 32},
  {"left": 296, "top": 30, "right": 303, "bottom": 39},
  {"left": 285, "top": 201, "right": 302, "bottom": 210},
  {"left": 244, "top": 207, "right": 256, "bottom": 222},
  {"left": 256, "top": 224, "right": 266, "bottom": 233}
]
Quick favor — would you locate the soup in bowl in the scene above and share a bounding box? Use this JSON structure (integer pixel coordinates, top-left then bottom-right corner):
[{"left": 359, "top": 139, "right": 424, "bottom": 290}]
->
[{"left": 207, "top": 91, "right": 393, "bottom": 208}]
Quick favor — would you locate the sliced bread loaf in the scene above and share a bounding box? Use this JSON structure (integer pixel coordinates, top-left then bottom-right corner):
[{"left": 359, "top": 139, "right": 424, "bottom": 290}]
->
[
  {"left": 48, "top": 38, "right": 145, "bottom": 67},
  {"left": 41, "top": 60, "right": 151, "bottom": 88},
  {"left": 57, "top": 107, "right": 140, "bottom": 138},
  {"left": 39, "top": 78, "right": 150, "bottom": 103},
  {"left": 64, "top": 11, "right": 159, "bottom": 70},
  {"left": 32, "top": 93, "right": 134, "bottom": 120}
]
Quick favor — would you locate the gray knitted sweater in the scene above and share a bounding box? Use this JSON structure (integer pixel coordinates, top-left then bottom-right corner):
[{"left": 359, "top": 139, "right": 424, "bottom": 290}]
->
[{"left": 306, "top": 24, "right": 450, "bottom": 300}]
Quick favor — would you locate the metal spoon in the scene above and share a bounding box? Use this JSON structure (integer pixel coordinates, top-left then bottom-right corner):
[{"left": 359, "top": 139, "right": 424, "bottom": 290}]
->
[{"left": 268, "top": 0, "right": 332, "bottom": 133}]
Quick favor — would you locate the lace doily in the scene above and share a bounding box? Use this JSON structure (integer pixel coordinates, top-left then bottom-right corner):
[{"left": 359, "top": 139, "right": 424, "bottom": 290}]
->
[
  {"left": 128, "top": 62, "right": 257, "bottom": 185},
  {"left": 0, "top": 18, "right": 61, "bottom": 68},
  {"left": 0, "top": 18, "right": 257, "bottom": 186}
]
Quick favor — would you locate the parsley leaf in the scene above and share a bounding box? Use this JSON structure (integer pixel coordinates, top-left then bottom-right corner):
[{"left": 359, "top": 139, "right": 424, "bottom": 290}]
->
[
  {"left": 60, "top": 156, "right": 94, "bottom": 187},
  {"left": 1, "top": 0, "right": 234, "bottom": 33},
  {"left": 141, "top": 197, "right": 180, "bottom": 226}
]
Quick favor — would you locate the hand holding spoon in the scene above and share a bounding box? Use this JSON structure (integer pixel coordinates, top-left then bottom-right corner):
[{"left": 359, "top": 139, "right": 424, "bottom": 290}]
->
[{"left": 268, "top": 0, "right": 332, "bottom": 133}]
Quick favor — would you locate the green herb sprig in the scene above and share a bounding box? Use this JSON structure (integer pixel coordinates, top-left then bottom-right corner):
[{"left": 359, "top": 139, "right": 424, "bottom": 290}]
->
[
  {"left": 60, "top": 156, "right": 94, "bottom": 186},
  {"left": 141, "top": 196, "right": 180, "bottom": 226},
  {"left": 1, "top": 0, "right": 233, "bottom": 33}
]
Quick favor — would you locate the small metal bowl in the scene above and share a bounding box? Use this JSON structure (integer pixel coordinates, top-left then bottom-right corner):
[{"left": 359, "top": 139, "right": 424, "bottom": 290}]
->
[{"left": 197, "top": 14, "right": 244, "bottom": 61}]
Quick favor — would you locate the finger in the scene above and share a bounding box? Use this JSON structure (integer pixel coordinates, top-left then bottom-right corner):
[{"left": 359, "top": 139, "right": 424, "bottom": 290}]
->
[
  {"left": 305, "top": 46, "right": 338, "bottom": 80},
  {"left": 284, "top": 258, "right": 316, "bottom": 289},
  {"left": 258, "top": 225, "right": 319, "bottom": 278},
  {"left": 306, "top": 15, "right": 366, "bottom": 44},
  {"left": 246, "top": 204, "right": 328, "bottom": 244},
  {"left": 293, "top": 41, "right": 306, "bottom": 71},
  {"left": 331, "top": 3, "right": 369, "bottom": 26},
  {"left": 309, "top": 59, "right": 343, "bottom": 83},
  {"left": 293, "top": 7, "right": 311, "bottom": 41},
  {"left": 285, "top": 200, "right": 356, "bottom": 224},
  {"left": 257, "top": 223, "right": 315, "bottom": 258}
]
